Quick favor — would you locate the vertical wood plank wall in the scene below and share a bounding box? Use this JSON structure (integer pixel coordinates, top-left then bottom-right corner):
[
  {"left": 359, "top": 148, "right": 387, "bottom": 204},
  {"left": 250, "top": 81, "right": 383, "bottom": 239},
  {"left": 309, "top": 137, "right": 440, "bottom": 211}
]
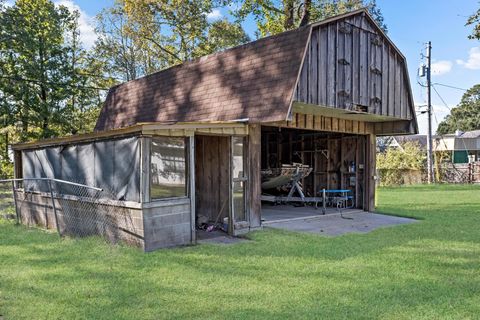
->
[
  {"left": 295, "top": 13, "right": 414, "bottom": 122},
  {"left": 194, "top": 135, "right": 231, "bottom": 223}
]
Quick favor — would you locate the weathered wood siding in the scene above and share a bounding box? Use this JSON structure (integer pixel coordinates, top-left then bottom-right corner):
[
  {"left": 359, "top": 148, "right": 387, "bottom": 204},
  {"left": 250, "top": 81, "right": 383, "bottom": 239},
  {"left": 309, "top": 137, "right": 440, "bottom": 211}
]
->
[
  {"left": 271, "top": 113, "right": 374, "bottom": 134},
  {"left": 248, "top": 125, "right": 262, "bottom": 228},
  {"left": 365, "top": 134, "right": 377, "bottom": 211},
  {"left": 295, "top": 12, "right": 414, "bottom": 122},
  {"left": 194, "top": 135, "right": 231, "bottom": 223}
]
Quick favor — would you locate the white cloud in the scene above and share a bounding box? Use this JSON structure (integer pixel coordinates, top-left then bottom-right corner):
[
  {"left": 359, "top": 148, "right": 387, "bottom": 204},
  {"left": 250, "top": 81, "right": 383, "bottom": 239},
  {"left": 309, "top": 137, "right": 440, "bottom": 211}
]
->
[
  {"left": 2, "top": 1, "right": 97, "bottom": 48},
  {"left": 430, "top": 60, "right": 452, "bottom": 76},
  {"left": 55, "top": 0, "right": 97, "bottom": 49},
  {"left": 456, "top": 47, "right": 480, "bottom": 70},
  {"left": 206, "top": 9, "right": 222, "bottom": 20}
]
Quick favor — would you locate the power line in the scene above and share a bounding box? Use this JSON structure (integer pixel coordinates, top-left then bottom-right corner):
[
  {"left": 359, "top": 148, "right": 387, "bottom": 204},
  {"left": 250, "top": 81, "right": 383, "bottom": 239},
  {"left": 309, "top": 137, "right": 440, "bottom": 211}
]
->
[
  {"left": 432, "top": 85, "right": 452, "bottom": 112},
  {"left": 432, "top": 83, "right": 467, "bottom": 92}
]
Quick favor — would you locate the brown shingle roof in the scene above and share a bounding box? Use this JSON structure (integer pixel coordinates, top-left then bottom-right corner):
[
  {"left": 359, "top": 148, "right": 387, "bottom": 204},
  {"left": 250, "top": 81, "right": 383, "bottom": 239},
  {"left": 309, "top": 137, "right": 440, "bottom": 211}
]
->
[{"left": 95, "top": 26, "right": 311, "bottom": 131}]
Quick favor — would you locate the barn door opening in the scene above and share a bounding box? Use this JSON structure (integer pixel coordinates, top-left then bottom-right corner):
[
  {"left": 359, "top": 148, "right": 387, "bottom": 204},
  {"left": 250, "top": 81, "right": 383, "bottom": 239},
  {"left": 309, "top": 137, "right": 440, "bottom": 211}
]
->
[{"left": 194, "top": 135, "right": 232, "bottom": 237}]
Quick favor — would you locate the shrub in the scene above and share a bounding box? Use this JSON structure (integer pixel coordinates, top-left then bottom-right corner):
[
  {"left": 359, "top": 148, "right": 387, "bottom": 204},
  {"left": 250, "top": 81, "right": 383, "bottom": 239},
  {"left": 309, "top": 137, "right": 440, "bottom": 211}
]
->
[
  {"left": 0, "top": 160, "right": 13, "bottom": 179},
  {"left": 377, "top": 141, "right": 426, "bottom": 186}
]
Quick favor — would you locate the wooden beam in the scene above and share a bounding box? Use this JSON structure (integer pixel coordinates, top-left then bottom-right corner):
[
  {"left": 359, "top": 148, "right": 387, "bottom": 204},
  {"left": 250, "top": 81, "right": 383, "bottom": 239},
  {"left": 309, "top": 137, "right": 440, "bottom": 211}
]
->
[
  {"left": 365, "top": 134, "right": 376, "bottom": 212},
  {"left": 140, "top": 137, "right": 151, "bottom": 203},
  {"left": 373, "top": 120, "right": 415, "bottom": 136},
  {"left": 12, "top": 126, "right": 143, "bottom": 150},
  {"left": 248, "top": 124, "right": 261, "bottom": 228},
  {"left": 13, "top": 150, "right": 22, "bottom": 179},
  {"left": 189, "top": 136, "right": 196, "bottom": 244},
  {"left": 13, "top": 122, "right": 248, "bottom": 151}
]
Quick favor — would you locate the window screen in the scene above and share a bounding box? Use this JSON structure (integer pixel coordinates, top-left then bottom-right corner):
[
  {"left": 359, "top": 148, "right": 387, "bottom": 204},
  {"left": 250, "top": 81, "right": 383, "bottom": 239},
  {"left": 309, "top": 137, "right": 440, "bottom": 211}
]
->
[
  {"left": 150, "top": 137, "right": 187, "bottom": 200},
  {"left": 232, "top": 137, "right": 247, "bottom": 222}
]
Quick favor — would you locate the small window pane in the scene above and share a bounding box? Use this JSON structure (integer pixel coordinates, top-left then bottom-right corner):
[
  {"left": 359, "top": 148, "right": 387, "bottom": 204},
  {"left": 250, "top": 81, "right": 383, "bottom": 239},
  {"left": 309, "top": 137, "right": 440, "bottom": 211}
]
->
[
  {"left": 232, "top": 137, "right": 245, "bottom": 179},
  {"left": 233, "top": 180, "right": 246, "bottom": 221},
  {"left": 150, "top": 137, "right": 186, "bottom": 200}
]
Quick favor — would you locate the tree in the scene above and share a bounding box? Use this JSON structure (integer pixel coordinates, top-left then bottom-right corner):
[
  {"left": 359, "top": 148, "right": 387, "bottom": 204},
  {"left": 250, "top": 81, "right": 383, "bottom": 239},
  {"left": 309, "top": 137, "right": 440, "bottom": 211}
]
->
[
  {"left": 466, "top": 5, "right": 480, "bottom": 40},
  {"left": 232, "top": 0, "right": 386, "bottom": 38},
  {"left": 94, "top": 1, "right": 160, "bottom": 82},
  {"left": 0, "top": 0, "right": 103, "bottom": 141},
  {"left": 437, "top": 84, "right": 480, "bottom": 135},
  {"left": 0, "top": 0, "right": 107, "bottom": 177},
  {"left": 95, "top": 0, "right": 250, "bottom": 82},
  {"left": 196, "top": 19, "right": 250, "bottom": 56}
]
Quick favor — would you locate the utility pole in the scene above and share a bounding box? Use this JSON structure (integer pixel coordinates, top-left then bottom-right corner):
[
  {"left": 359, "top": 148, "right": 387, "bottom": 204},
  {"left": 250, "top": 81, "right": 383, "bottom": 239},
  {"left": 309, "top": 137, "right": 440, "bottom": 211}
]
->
[{"left": 426, "top": 41, "right": 435, "bottom": 183}]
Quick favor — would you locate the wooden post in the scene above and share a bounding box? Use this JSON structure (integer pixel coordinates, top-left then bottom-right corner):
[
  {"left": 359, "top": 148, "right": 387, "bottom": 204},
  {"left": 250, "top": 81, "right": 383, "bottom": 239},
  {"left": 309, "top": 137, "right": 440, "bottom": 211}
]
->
[
  {"left": 140, "top": 137, "right": 151, "bottom": 203},
  {"left": 189, "top": 135, "right": 196, "bottom": 243},
  {"left": 12, "top": 150, "right": 22, "bottom": 223},
  {"left": 366, "top": 134, "right": 376, "bottom": 212},
  {"left": 248, "top": 124, "right": 261, "bottom": 228},
  {"left": 11, "top": 180, "right": 20, "bottom": 225}
]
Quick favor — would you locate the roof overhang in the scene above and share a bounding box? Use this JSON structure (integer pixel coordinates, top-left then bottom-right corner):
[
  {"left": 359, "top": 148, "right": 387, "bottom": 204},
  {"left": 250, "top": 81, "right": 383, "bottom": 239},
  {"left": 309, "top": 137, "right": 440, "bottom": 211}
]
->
[
  {"left": 12, "top": 121, "right": 249, "bottom": 151},
  {"left": 293, "top": 102, "right": 413, "bottom": 123}
]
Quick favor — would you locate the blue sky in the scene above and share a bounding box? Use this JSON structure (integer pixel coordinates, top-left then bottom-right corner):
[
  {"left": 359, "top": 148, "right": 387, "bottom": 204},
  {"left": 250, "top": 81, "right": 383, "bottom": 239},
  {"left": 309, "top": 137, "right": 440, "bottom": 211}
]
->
[{"left": 12, "top": 0, "right": 479, "bottom": 134}]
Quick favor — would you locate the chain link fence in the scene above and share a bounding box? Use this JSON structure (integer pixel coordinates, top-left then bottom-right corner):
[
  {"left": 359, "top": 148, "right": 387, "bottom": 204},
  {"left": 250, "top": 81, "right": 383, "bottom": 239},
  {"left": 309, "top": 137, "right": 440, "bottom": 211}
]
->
[
  {"left": 0, "top": 178, "right": 141, "bottom": 246},
  {"left": 0, "top": 180, "right": 16, "bottom": 220}
]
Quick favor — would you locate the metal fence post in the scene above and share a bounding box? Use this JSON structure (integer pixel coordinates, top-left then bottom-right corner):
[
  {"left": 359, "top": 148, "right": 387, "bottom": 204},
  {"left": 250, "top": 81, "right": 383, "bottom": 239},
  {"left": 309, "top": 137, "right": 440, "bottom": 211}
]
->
[
  {"left": 48, "top": 179, "right": 61, "bottom": 236},
  {"left": 11, "top": 180, "right": 20, "bottom": 224}
]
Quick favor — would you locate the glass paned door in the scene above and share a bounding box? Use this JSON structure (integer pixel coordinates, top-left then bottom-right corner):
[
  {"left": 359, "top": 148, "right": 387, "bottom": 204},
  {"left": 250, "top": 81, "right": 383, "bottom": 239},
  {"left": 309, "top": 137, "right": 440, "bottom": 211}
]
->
[{"left": 231, "top": 136, "right": 247, "bottom": 223}]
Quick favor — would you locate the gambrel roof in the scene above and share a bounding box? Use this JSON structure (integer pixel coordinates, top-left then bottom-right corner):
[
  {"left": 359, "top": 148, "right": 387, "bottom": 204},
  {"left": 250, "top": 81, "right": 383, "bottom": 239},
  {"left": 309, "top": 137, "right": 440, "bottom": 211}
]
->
[
  {"left": 95, "top": 26, "right": 310, "bottom": 131},
  {"left": 95, "top": 9, "right": 417, "bottom": 134}
]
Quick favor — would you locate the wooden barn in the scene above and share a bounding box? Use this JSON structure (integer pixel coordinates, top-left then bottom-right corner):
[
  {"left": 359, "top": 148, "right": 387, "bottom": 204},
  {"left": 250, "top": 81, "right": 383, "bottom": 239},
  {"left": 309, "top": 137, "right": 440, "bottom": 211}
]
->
[{"left": 12, "top": 9, "right": 417, "bottom": 251}]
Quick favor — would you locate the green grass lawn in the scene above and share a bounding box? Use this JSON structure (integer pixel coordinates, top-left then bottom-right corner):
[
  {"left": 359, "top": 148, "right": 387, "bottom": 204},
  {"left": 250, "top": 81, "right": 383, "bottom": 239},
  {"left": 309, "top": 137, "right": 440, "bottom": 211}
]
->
[{"left": 1, "top": 184, "right": 480, "bottom": 319}]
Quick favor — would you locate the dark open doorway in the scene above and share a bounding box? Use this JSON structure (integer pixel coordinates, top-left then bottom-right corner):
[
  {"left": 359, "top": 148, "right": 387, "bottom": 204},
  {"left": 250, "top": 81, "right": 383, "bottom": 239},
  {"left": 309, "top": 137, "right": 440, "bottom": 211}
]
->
[
  {"left": 260, "top": 126, "right": 367, "bottom": 222},
  {"left": 194, "top": 135, "right": 231, "bottom": 239}
]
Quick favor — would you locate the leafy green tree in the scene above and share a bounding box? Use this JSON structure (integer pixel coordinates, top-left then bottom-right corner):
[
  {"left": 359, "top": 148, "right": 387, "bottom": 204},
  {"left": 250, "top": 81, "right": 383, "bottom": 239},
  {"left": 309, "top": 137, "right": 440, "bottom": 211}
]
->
[
  {"left": 94, "top": 1, "right": 154, "bottom": 82},
  {"left": 0, "top": 0, "right": 103, "bottom": 141},
  {"left": 437, "top": 84, "right": 480, "bottom": 135},
  {"left": 0, "top": 0, "right": 107, "bottom": 177},
  {"left": 196, "top": 19, "right": 250, "bottom": 56},
  {"left": 466, "top": 5, "right": 480, "bottom": 40},
  {"left": 232, "top": 0, "right": 386, "bottom": 37},
  {"left": 96, "top": 0, "right": 249, "bottom": 82}
]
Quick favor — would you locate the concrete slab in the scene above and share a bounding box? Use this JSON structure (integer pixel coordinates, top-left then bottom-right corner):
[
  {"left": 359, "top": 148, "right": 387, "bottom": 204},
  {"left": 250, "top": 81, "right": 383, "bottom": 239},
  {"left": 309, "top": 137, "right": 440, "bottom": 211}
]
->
[
  {"left": 264, "top": 211, "right": 417, "bottom": 236},
  {"left": 262, "top": 204, "right": 357, "bottom": 223}
]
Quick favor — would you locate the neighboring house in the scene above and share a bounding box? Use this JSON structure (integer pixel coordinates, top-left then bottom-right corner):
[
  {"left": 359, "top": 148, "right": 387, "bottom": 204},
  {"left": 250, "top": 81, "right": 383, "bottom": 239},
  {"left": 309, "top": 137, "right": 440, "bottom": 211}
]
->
[
  {"left": 434, "top": 130, "right": 480, "bottom": 164},
  {"left": 378, "top": 135, "right": 427, "bottom": 152},
  {"left": 12, "top": 9, "right": 417, "bottom": 251}
]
